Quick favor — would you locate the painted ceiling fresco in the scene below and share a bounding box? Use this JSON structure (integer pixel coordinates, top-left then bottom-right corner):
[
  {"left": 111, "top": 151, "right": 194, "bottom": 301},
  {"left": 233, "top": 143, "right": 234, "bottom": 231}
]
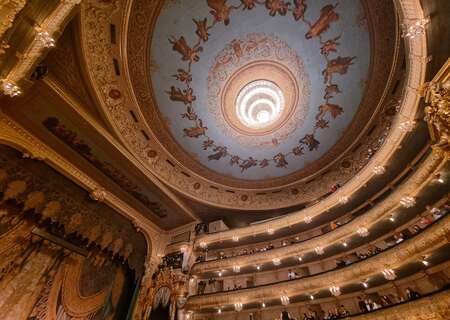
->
[{"left": 150, "top": 0, "right": 370, "bottom": 180}]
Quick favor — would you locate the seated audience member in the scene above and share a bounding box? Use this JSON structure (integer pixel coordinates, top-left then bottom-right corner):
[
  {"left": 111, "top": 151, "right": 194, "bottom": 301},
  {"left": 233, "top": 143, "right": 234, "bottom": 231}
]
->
[
  {"left": 405, "top": 288, "right": 421, "bottom": 300},
  {"left": 358, "top": 296, "right": 368, "bottom": 313},
  {"left": 280, "top": 310, "right": 293, "bottom": 320},
  {"left": 380, "top": 295, "right": 392, "bottom": 306},
  {"left": 287, "top": 269, "right": 296, "bottom": 280},
  {"left": 335, "top": 258, "right": 346, "bottom": 268}
]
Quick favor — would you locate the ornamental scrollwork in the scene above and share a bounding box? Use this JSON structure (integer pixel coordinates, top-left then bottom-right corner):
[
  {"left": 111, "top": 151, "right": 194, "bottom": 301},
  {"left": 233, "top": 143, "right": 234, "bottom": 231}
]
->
[{"left": 424, "top": 60, "right": 450, "bottom": 157}]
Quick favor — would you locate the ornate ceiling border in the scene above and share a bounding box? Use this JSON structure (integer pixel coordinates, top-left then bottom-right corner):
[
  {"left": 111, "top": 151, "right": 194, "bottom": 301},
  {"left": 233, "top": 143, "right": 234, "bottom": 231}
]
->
[
  {"left": 186, "top": 214, "right": 450, "bottom": 309},
  {"left": 77, "top": 0, "right": 426, "bottom": 211}
]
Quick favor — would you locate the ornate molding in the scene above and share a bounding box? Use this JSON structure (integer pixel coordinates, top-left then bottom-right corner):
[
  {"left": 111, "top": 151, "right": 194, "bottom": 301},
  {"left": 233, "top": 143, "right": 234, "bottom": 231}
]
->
[
  {"left": 186, "top": 214, "right": 450, "bottom": 310},
  {"left": 423, "top": 58, "right": 450, "bottom": 157},
  {"left": 0, "top": 0, "right": 26, "bottom": 41},
  {"left": 0, "top": 0, "right": 81, "bottom": 95}
]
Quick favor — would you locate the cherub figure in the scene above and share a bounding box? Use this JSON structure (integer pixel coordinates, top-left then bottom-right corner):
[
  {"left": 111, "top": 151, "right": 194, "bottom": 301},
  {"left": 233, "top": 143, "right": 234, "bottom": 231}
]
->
[
  {"left": 169, "top": 36, "right": 203, "bottom": 63},
  {"left": 324, "top": 84, "right": 341, "bottom": 100},
  {"left": 300, "top": 134, "right": 320, "bottom": 151},
  {"left": 305, "top": 4, "right": 339, "bottom": 39},
  {"left": 293, "top": 0, "right": 307, "bottom": 20},
  {"left": 166, "top": 86, "right": 196, "bottom": 105},
  {"left": 273, "top": 153, "right": 288, "bottom": 168},
  {"left": 207, "top": 0, "right": 231, "bottom": 25},
  {"left": 240, "top": 157, "right": 258, "bottom": 171},
  {"left": 184, "top": 120, "right": 207, "bottom": 138},
  {"left": 316, "top": 103, "right": 343, "bottom": 119},
  {"left": 259, "top": 159, "right": 269, "bottom": 168},
  {"left": 181, "top": 106, "right": 198, "bottom": 120},
  {"left": 265, "top": 0, "right": 289, "bottom": 16},
  {"left": 241, "top": 0, "right": 257, "bottom": 10},
  {"left": 194, "top": 18, "right": 210, "bottom": 42},
  {"left": 208, "top": 146, "right": 228, "bottom": 160},
  {"left": 173, "top": 69, "right": 192, "bottom": 83},
  {"left": 320, "top": 35, "right": 341, "bottom": 56},
  {"left": 230, "top": 155, "right": 240, "bottom": 166},
  {"left": 322, "top": 56, "right": 355, "bottom": 83}
]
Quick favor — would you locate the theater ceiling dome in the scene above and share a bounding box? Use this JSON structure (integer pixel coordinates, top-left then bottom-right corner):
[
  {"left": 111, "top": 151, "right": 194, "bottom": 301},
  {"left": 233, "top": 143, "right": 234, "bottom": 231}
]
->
[{"left": 87, "top": 0, "right": 398, "bottom": 208}]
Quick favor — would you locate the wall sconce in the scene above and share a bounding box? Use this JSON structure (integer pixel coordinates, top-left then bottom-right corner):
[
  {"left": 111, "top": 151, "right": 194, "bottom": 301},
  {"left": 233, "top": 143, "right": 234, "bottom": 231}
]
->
[
  {"left": 330, "top": 286, "right": 341, "bottom": 296},
  {"left": 339, "top": 196, "right": 349, "bottom": 204},
  {"left": 357, "top": 227, "right": 369, "bottom": 237},
  {"left": 400, "top": 196, "right": 416, "bottom": 208},
  {"left": 233, "top": 265, "right": 240, "bottom": 273},
  {"left": 1, "top": 80, "right": 22, "bottom": 97},
  {"left": 234, "top": 302, "right": 243, "bottom": 312},
  {"left": 373, "top": 165, "right": 386, "bottom": 175},
  {"left": 315, "top": 246, "right": 324, "bottom": 255},
  {"left": 382, "top": 268, "right": 397, "bottom": 280},
  {"left": 280, "top": 295, "right": 290, "bottom": 305}
]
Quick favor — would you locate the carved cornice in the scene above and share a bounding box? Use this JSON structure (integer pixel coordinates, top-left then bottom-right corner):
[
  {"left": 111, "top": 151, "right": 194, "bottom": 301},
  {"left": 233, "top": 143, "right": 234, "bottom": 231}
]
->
[
  {"left": 0, "top": 110, "right": 163, "bottom": 254},
  {"left": 186, "top": 214, "right": 450, "bottom": 310},
  {"left": 191, "top": 152, "right": 446, "bottom": 273},
  {"left": 1, "top": 0, "right": 80, "bottom": 94}
]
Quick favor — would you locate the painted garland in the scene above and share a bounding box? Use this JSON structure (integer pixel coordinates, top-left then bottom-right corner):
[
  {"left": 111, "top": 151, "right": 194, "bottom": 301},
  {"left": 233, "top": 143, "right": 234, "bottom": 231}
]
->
[{"left": 166, "top": 0, "right": 356, "bottom": 172}]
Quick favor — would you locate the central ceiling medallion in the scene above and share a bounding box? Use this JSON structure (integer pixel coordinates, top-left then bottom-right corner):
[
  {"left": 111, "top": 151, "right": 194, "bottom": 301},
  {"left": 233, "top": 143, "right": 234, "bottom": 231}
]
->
[
  {"left": 235, "top": 80, "right": 285, "bottom": 131},
  {"left": 220, "top": 59, "right": 300, "bottom": 137}
]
